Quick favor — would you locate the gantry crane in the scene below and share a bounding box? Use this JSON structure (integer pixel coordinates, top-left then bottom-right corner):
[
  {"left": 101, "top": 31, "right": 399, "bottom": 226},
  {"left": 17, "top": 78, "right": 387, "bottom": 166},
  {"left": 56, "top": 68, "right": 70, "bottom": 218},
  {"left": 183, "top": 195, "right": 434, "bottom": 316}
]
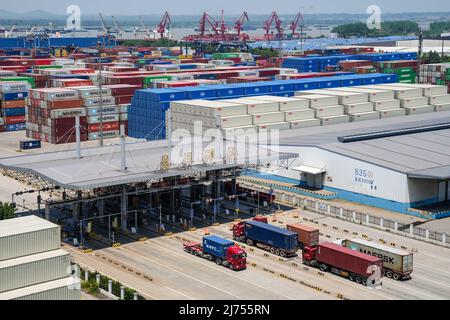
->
[
  {"left": 234, "top": 11, "right": 249, "bottom": 37},
  {"left": 111, "top": 16, "right": 123, "bottom": 35},
  {"left": 138, "top": 16, "right": 151, "bottom": 39},
  {"left": 289, "top": 12, "right": 304, "bottom": 37},
  {"left": 198, "top": 12, "right": 219, "bottom": 36},
  {"left": 263, "top": 11, "right": 283, "bottom": 40},
  {"left": 156, "top": 11, "right": 171, "bottom": 39}
]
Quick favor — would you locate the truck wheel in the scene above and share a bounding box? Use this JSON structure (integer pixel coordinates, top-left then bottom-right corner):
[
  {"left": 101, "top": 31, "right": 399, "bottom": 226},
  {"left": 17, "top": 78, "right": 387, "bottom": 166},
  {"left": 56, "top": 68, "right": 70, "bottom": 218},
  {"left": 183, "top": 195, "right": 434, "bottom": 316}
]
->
[
  {"left": 239, "top": 236, "right": 245, "bottom": 243},
  {"left": 355, "top": 277, "right": 362, "bottom": 284},
  {"left": 319, "top": 264, "right": 328, "bottom": 272},
  {"left": 385, "top": 271, "right": 393, "bottom": 278},
  {"left": 362, "top": 278, "right": 367, "bottom": 286},
  {"left": 303, "top": 260, "right": 310, "bottom": 266},
  {"left": 270, "top": 247, "right": 276, "bottom": 254},
  {"left": 279, "top": 251, "right": 286, "bottom": 258},
  {"left": 349, "top": 274, "right": 356, "bottom": 282},
  {"left": 215, "top": 258, "right": 222, "bottom": 265},
  {"left": 275, "top": 249, "right": 280, "bottom": 256},
  {"left": 393, "top": 273, "right": 401, "bottom": 281},
  {"left": 246, "top": 239, "right": 254, "bottom": 246}
]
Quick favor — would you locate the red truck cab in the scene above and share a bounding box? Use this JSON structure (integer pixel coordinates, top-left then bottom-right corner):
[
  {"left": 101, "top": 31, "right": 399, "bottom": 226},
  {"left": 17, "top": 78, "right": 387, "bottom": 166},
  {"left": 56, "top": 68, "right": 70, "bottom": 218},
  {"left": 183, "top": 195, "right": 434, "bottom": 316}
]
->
[
  {"left": 226, "top": 245, "right": 247, "bottom": 270},
  {"left": 302, "top": 246, "right": 317, "bottom": 263},
  {"left": 233, "top": 216, "right": 268, "bottom": 241}
]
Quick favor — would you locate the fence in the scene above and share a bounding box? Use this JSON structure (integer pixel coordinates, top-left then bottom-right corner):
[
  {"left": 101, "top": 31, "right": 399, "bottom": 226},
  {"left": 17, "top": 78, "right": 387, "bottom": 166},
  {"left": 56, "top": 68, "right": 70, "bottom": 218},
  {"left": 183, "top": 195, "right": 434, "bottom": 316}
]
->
[{"left": 242, "top": 182, "right": 450, "bottom": 248}]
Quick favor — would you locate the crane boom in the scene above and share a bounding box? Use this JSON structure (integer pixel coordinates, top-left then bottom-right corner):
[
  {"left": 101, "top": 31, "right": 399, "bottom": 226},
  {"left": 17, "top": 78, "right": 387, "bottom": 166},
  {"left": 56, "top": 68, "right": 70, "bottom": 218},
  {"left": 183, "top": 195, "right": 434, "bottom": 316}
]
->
[
  {"left": 289, "top": 12, "right": 304, "bottom": 36},
  {"left": 157, "top": 11, "right": 171, "bottom": 38},
  {"left": 98, "top": 13, "right": 108, "bottom": 33},
  {"left": 263, "top": 11, "right": 283, "bottom": 39},
  {"left": 234, "top": 11, "right": 249, "bottom": 36},
  {"left": 111, "top": 16, "right": 123, "bottom": 33}
]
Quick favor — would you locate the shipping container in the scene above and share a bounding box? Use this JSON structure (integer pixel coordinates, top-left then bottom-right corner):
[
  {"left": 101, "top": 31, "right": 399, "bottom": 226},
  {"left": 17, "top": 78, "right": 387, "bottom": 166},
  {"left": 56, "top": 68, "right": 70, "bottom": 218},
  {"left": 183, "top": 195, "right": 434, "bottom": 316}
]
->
[
  {"left": 303, "top": 89, "right": 369, "bottom": 104},
  {"left": 350, "top": 111, "right": 380, "bottom": 122},
  {"left": 378, "top": 108, "right": 406, "bottom": 118},
  {"left": 0, "top": 249, "right": 71, "bottom": 293},
  {"left": 294, "top": 94, "right": 339, "bottom": 107},
  {"left": 221, "top": 115, "right": 253, "bottom": 128},
  {"left": 374, "top": 99, "right": 401, "bottom": 111},
  {"left": 289, "top": 118, "right": 321, "bottom": 129},
  {"left": 0, "top": 216, "right": 60, "bottom": 261},
  {"left": 329, "top": 87, "right": 395, "bottom": 102},
  {"left": 382, "top": 83, "right": 447, "bottom": 96},
  {"left": 258, "top": 122, "right": 291, "bottom": 131},
  {"left": 319, "top": 114, "right": 350, "bottom": 125},
  {"left": 83, "top": 96, "right": 116, "bottom": 107},
  {"left": 342, "top": 238, "right": 413, "bottom": 280},
  {"left": 227, "top": 98, "right": 280, "bottom": 114},
  {"left": 286, "top": 224, "right": 319, "bottom": 249},
  {"left": 0, "top": 277, "right": 80, "bottom": 300},
  {"left": 343, "top": 102, "right": 374, "bottom": 114},
  {"left": 252, "top": 112, "right": 285, "bottom": 125},
  {"left": 404, "top": 105, "right": 434, "bottom": 115},
  {"left": 428, "top": 94, "right": 450, "bottom": 105},
  {"left": 247, "top": 95, "right": 310, "bottom": 111},
  {"left": 202, "top": 236, "right": 235, "bottom": 260},
  {"left": 175, "top": 100, "right": 248, "bottom": 117},
  {"left": 400, "top": 97, "right": 429, "bottom": 108},
  {"left": 313, "top": 105, "right": 344, "bottom": 117},
  {"left": 284, "top": 109, "right": 316, "bottom": 121},
  {"left": 365, "top": 85, "right": 422, "bottom": 99},
  {"left": 433, "top": 103, "right": 450, "bottom": 112},
  {"left": 20, "top": 140, "right": 41, "bottom": 150}
]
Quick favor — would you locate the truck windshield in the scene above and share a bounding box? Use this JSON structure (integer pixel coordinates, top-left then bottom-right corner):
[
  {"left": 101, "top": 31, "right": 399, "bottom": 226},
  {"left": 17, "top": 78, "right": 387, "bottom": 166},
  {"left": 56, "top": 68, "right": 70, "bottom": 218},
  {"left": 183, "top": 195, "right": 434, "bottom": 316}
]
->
[{"left": 233, "top": 253, "right": 247, "bottom": 259}]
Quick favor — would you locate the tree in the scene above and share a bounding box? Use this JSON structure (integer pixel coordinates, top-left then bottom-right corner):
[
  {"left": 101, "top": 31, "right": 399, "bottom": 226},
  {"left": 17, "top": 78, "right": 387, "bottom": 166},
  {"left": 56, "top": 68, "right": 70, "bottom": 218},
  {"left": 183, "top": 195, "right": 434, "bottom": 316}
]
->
[
  {"left": 332, "top": 21, "right": 419, "bottom": 38},
  {"left": 0, "top": 202, "right": 16, "bottom": 220}
]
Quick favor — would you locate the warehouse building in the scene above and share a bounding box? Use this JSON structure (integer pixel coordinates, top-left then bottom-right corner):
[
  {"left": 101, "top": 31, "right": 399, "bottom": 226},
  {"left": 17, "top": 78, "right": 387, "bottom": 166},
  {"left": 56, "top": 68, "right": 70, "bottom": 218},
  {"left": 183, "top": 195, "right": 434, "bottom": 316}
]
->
[{"left": 264, "top": 111, "right": 450, "bottom": 219}]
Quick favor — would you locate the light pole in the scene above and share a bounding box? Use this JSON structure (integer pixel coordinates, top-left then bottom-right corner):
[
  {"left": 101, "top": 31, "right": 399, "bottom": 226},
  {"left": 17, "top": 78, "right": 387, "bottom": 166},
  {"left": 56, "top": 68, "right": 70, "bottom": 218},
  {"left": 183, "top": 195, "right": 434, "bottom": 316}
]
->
[
  {"left": 190, "top": 200, "right": 202, "bottom": 228},
  {"left": 97, "top": 41, "right": 104, "bottom": 147}
]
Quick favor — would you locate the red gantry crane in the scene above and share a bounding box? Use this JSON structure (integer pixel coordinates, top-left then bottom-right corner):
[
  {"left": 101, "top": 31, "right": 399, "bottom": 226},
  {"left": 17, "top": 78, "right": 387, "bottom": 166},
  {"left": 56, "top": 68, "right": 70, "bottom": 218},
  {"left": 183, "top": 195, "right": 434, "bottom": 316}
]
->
[
  {"left": 263, "top": 11, "right": 283, "bottom": 40},
  {"left": 156, "top": 11, "right": 171, "bottom": 38},
  {"left": 234, "top": 11, "right": 249, "bottom": 38},
  {"left": 198, "top": 12, "right": 219, "bottom": 36},
  {"left": 289, "top": 12, "right": 304, "bottom": 38}
]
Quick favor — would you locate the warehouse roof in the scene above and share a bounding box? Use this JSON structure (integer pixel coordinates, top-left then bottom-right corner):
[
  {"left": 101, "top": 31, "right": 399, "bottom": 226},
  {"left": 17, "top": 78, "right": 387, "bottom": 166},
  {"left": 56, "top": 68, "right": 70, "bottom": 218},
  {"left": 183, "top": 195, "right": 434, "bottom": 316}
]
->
[
  {"left": 0, "top": 215, "right": 58, "bottom": 238},
  {"left": 0, "top": 139, "right": 297, "bottom": 191}
]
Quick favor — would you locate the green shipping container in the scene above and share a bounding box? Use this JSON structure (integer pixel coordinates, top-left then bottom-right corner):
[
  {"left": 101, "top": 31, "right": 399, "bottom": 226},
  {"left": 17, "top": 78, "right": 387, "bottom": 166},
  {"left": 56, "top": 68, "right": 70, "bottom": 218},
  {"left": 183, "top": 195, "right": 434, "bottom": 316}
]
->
[
  {"left": 213, "top": 53, "right": 240, "bottom": 59},
  {"left": 395, "top": 67, "right": 414, "bottom": 74},
  {"left": 143, "top": 75, "right": 172, "bottom": 88},
  {"left": 0, "top": 77, "right": 35, "bottom": 88},
  {"left": 34, "top": 65, "right": 63, "bottom": 69}
]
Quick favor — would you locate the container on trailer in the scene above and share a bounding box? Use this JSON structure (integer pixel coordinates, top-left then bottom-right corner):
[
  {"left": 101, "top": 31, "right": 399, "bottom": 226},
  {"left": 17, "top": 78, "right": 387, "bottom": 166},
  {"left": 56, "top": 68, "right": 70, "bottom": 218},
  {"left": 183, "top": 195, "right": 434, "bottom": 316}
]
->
[
  {"left": 319, "top": 114, "right": 350, "bottom": 125},
  {"left": 374, "top": 99, "right": 401, "bottom": 111},
  {"left": 0, "top": 249, "right": 71, "bottom": 293},
  {"left": 400, "top": 97, "right": 429, "bottom": 108},
  {"left": 343, "top": 102, "right": 374, "bottom": 114},
  {"left": 252, "top": 112, "right": 285, "bottom": 125},
  {"left": 244, "top": 220, "right": 298, "bottom": 253},
  {"left": 378, "top": 108, "right": 406, "bottom": 118},
  {"left": 0, "top": 216, "right": 60, "bottom": 261},
  {"left": 289, "top": 118, "right": 321, "bottom": 129},
  {"left": 404, "top": 105, "right": 434, "bottom": 115},
  {"left": 20, "top": 140, "right": 41, "bottom": 150},
  {"left": 342, "top": 238, "right": 413, "bottom": 279},
  {"left": 258, "top": 122, "right": 291, "bottom": 131},
  {"left": 294, "top": 94, "right": 339, "bottom": 107},
  {"left": 286, "top": 224, "right": 319, "bottom": 249},
  {"left": 313, "top": 105, "right": 344, "bottom": 117},
  {"left": 202, "top": 236, "right": 235, "bottom": 259},
  {"left": 315, "top": 242, "right": 383, "bottom": 278},
  {"left": 350, "top": 111, "right": 379, "bottom": 122},
  {"left": 220, "top": 115, "right": 253, "bottom": 128},
  {"left": 284, "top": 109, "right": 315, "bottom": 121}
]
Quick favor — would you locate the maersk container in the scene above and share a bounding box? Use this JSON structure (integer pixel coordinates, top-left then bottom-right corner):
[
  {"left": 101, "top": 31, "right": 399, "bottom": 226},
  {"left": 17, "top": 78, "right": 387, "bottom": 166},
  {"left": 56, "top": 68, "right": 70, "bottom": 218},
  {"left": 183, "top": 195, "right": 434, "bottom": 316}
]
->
[
  {"left": 343, "top": 102, "right": 374, "bottom": 114},
  {"left": 319, "top": 114, "right": 350, "bottom": 125},
  {"left": 289, "top": 118, "right": 321, "bottom": 129},
  {"left": 83, "top": 96, "right": 116, "bottom": 107},
  {"left": 202, "top": 236, "right": 235, "bottom": 260},
  {"left": 342, "top": 238, "right": 413, "bottom": 279},
  {"left": 0, "top": 249, "right": 71, "bottom": 293},
  {"left": 404, "top": 105, "right": 434, "bottom": 115},
  {"left": 374, "top": 99, "right": 401, "bottom": 111},
  {"left": 378, "top": 108, "right": 406, "bottom": 118},
  {"left": 0, "top": 277, "right": 80, "bottom": 300},
  {"left": 86, "top": 105, "right": 119, "bottom": 116},
  {"left": 0, "top": 216, "right": 60, "bottom": 261},
  {"left": 244, "top": 220, "right": 298, "bottom": 253},
  {"left": 316, "top": 242, "right": 383, "bottom": 278},
  {"left": 350, "top": 111, "right": 379, "bottom": 122},
  {"left": 88, "top": 130, "right": 120, "bottom": 140}
]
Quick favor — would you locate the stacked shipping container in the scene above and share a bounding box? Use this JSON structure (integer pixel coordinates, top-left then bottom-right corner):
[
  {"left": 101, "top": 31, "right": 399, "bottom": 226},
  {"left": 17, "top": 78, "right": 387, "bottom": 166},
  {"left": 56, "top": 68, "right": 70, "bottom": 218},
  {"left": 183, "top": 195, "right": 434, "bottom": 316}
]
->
[{"left": 0, "top": 81, "right": 30, "bottom": 132}]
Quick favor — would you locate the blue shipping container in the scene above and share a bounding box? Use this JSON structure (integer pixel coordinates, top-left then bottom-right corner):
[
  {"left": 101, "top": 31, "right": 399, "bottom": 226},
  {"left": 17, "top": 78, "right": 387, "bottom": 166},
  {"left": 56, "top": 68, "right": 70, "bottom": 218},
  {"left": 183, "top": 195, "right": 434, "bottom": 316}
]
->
[
  {"left": 2, "top": 108, "right": 26, "bottom": 117},
  {"left": 244, "top": 220, "right": 298, "bottom": 252},
  {"left": 5, "top": 123, "right": 26, "bottom": 131},
  {"left": 202, "top": 236, "right": 234, "bottom": 259},
  {"left": 20, "top": 140, "right": 41, "bottom": 150}
]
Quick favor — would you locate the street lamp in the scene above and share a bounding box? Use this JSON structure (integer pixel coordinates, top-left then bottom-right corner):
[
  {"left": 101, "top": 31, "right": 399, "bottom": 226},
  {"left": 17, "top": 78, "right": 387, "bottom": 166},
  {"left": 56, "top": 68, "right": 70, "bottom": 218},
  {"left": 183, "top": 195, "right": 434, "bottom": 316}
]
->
[{"left": 190, "top": 201, "right": 202, "bottom": 228}]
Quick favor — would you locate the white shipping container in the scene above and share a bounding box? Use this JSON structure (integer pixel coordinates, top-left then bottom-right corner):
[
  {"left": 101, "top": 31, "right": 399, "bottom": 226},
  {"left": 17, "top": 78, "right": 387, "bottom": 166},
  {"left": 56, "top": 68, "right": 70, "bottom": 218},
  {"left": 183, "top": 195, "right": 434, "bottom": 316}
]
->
[
  {"left": 289, "top": 118, "right": 321, "bottom": 129},
  {"left": 374, "top": 99, "right": 401, "bottom": 111},
  {"left": 343, "top": 102, "right": 374, "bottom": 114},
  {"left": 433, "top": 103, "right": 450, "bottom": 112},
  {"left": 400, "top": 97, "right": 429, "bottom": 108},
  {"left": 227, "top": 98, "right": 280, "bottom": 114},
  {"left": 86, "top": 105, "right": 119, "bottom": 116},
  {"left": 0, "top": 216, "right": 60, "bottom": 262},
  {"left": 428, "top": 95, "right": 450, "bottom": 105},
  {"left": 0, "top": 82, "right": 31, "bottom": 93},
  {"left": 382, "top": 83, "right": 448, "bottom": 96},
  {"left": 222, "top": 125, "right": 258, "bottom": 136},
  {"left": 0, "top": 277, "right": 80, "bottom": 300},
  {"left": 313, "top": 105, "right": 344, "bottom": 117},
  {"left": 294, "top": 94, "right": 339, "bottom": 107},
  {"left": 50, "top": 108, "right": 86, "bottom": 119},
  {"left": 252, "top": 112, "right": 285, "bottom": 125},
  {"left": 350, "top": 111, "right": 379, "bottom": 122},
  {"left": 87, "top": 114, "right": 120, "bottom": 124},
  {"left": 88, "top": 130, "right": 120, "bottom": 140},
  {"left": 83, "top": 96, "right": 115, "bottom": 107},
  {"left": 0, "top": 117, "right": 3, "bottom": 126},
  {"left": 304, "top": 89, "right": 369, "bottom": 104},
  {"left": 331, "top": 87, "right": 395, "bottom": 101},
  {"left": 405, "top": 105, "right": 435, "bottom": 115},
  {"left": 248, "top": 95, "right": 310, "bottom": 111},
  {"left": 366, "top": 85, "right": 423, "bottom": 99},
  {"left": 220, "top": 115, "right": 253, "bottom": 128},
  {"left": 284, "top": 109, "right": 315, "bottom": 121},
  {"left": 120, "top": 113, "right": 128, "bottom": 121},
  {"left": 0, "top": 249, "right": 71, "bottom": 293},
  {"left": 118, "top": 104, "right": 130, "bottom": 113},
  {"left": 74, "top": 87, "right": 112, "bottom": 98},
  {"left": 173, "top": 100, "right": 247, "bottom": 117},
  {"left": 258, "top": 122, "right": 291, "bottom": 131},
  {"left": 378, "top": 108, "right": 407, "bottom": 118},
  {"left": 319, "top": 115, "right": 350, "bottom": 126}
]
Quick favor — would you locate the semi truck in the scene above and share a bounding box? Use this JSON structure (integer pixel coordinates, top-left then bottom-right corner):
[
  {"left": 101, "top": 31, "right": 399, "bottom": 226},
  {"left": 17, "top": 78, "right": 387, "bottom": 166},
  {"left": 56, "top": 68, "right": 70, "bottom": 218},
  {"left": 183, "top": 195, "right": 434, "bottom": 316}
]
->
[
  {"left": 341, "top": 238, "right": 413, "bottom": 280},
  {"left": 286, "top": 223, "right": 320, "bottom": 250},
  {"left": 302, "top": 242, "right": 384, "bottom": 286},
  {"left": 183, "top": 235, "right": 247, "bottom": 271},
  {"left": 233, "top": 220, "right": 298, "bottom": 257}
]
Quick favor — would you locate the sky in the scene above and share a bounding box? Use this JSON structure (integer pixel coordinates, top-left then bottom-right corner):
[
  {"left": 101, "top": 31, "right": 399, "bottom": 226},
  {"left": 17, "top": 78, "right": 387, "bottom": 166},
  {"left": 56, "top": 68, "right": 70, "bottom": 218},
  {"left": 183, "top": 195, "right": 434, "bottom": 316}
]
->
[{"left": 1, "top": 0, "right": 450, "bottom": 15}]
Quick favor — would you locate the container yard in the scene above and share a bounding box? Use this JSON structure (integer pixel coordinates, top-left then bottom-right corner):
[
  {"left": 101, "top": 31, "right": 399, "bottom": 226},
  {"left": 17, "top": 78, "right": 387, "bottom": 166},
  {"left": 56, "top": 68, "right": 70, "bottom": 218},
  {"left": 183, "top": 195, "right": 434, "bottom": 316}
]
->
[{"left": 0, "top": 1, "right": 450, "bottom": 307}]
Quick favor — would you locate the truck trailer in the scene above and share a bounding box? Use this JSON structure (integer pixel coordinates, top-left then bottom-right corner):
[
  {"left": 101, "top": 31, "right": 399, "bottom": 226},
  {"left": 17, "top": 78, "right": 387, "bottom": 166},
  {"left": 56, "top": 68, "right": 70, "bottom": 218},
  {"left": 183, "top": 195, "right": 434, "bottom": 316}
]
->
[
  {"left": 233, "top": 220, "right": 298, "bottom": 257},
  {"left": 183, "top": 235, "right": 247, "bottom": 271},
  {"left": 341, "top": 238, "right": 413, "bottom": 280},
  {"left": 303, "top": 242, "right": 383, "bottom": 286},
  {"left": 286, "top": 223, "right": 319, "bottom": 249}
]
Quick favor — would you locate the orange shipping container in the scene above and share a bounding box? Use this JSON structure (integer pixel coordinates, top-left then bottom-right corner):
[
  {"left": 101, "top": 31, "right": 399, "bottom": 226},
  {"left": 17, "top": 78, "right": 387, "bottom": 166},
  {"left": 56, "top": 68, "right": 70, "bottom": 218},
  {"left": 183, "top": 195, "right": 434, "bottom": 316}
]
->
[{"left": 286, "top": 224, "right": 319, "bottom": 249}]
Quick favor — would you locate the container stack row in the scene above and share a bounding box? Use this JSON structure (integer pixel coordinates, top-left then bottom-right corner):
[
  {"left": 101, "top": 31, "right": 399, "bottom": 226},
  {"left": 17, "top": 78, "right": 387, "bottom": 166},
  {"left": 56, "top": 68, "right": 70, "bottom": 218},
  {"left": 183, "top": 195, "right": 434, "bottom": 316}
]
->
[
  {"left": 0, "top": 81, "right": 30, "bottom": 132},
  {"left": 419, "top": 63, "right": 450, "bottom": 92}
]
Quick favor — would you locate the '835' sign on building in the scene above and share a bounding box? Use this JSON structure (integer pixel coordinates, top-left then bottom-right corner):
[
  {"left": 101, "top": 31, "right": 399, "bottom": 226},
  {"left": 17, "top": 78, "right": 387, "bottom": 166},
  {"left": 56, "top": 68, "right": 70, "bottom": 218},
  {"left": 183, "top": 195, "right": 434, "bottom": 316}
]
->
[{"left": 354, "top": 168, "right": 378, "bottom": 190}]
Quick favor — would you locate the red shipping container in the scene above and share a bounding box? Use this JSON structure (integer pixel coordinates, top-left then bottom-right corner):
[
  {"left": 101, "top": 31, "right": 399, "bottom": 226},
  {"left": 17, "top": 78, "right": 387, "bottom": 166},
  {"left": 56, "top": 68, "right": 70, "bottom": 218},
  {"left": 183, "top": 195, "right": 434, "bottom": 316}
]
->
[
  {"left": 33, "top": 59, "right": 55, "bottom": 66},
  {"left": 88, "top": 121, "right": 120, "bottom": 132},
  {"left": 48, "top": 117, "right": 87, "bottom": 129},
  {"left": 114, "top": 95, "right": 133, "bottom": 104},
  {"left": 2, "top": 100, "right": 26, "bottom": 108},
  {"left": 315, "top": 242, "right": 383, "bottom": 278},
  {"left": 0, "top": 66, "right": 28, "bottom": 73},
  {"left": 70, "top": 69, "right": 95, "bottom": 74},
  {"left": 103, "top": 84, "right": 140, "bottom": 96},
  {"left": 4, "top": 116, "right": 26, "bottom": 125},
  {"left": 0, "top": 125, "right": 5, "bottom": 133},
  {"left": 44, "top": 99, "right": 84, "bottom": 110}
]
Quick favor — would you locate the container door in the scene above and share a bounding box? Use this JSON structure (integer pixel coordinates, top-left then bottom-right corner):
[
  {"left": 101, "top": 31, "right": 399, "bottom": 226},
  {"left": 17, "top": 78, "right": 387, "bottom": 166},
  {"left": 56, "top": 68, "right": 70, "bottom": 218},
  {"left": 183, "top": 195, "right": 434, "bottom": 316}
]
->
[
  {"left": 438, "top": 182, "right": 446, "bottom": 202},
  {"left": 314, "top": 173, "right": 324, "bottom": 189}
]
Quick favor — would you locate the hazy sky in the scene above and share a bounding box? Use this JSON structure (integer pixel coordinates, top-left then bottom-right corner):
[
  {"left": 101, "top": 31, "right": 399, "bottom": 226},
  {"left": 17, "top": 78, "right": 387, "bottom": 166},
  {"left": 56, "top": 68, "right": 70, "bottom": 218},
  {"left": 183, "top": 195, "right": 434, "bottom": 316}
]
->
[{"left": 1, "top": 0, "right": 449, "bottom": 15}]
